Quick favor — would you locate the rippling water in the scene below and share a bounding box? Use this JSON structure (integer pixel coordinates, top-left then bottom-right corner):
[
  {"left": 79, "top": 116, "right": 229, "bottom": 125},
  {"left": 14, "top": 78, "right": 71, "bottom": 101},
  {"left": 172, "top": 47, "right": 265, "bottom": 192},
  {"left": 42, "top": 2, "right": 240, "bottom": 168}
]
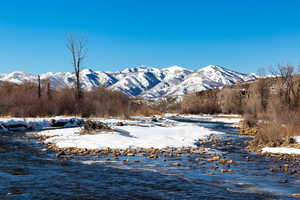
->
[{"left": 0, "top": 119, "right": 299, "bottom": 199}]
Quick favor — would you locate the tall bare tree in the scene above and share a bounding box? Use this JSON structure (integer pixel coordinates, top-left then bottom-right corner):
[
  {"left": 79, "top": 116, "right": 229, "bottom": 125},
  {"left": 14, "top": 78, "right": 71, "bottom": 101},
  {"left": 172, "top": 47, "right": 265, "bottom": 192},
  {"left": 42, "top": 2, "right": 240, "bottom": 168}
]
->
[
  {"left": 67, "top": 35, "right": 87, "bottom": 100},
  {"left": 37, "top": 75, "right": 41, "bottom": 98},
  {"left": 46, "top": 80, "right": 52, "bottom": 100},
  {"left": 271, "top": 65, "right": 300, "bottom": 110}
]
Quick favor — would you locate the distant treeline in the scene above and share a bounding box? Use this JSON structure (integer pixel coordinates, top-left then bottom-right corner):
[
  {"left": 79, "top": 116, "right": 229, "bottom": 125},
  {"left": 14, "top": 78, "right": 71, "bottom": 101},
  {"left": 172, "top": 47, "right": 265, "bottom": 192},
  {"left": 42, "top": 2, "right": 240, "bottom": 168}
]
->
[
  {"left": 180, "top": 66, "right": 300, "bottom": 145},
  {"left": 0, "top": 81, "right": 158, "bottom": 118}
]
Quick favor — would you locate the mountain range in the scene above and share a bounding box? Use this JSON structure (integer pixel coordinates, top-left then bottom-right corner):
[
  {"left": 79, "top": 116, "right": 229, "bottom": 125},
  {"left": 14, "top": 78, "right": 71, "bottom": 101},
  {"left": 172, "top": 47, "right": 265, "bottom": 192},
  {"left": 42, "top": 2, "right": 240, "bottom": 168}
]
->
[{"left": 0, "top": 65, "right": 256, "bottom": 98}]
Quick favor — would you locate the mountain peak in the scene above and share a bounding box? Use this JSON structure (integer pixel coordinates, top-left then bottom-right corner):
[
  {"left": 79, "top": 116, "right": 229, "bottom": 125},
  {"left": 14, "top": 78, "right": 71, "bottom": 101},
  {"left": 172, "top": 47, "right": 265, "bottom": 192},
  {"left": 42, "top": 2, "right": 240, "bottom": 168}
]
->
[
  {"left": 198, "top": 65, "right": 226, "bottom": 72},
  {"left": 81, "top": 69, "right": 95, "bottom": 74},
  {"left": 121, "top": 66, "right": 158, "bottom": 73},
  {"left": 163, "top": 65, "right": 190, "bottom": 72},
  {"left": 8, "top": 71, "right": 30, "bottom": 76},
  {"left": 0, "top": 65, "right": 256, "bottom": 98}
]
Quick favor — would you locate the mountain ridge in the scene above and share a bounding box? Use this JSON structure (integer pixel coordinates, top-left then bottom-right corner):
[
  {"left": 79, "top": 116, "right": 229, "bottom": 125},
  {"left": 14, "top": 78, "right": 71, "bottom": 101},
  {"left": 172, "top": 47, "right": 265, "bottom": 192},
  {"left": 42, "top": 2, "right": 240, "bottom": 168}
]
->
[{"left": 0, "top": 65, "right": 256, "bottom": 98}]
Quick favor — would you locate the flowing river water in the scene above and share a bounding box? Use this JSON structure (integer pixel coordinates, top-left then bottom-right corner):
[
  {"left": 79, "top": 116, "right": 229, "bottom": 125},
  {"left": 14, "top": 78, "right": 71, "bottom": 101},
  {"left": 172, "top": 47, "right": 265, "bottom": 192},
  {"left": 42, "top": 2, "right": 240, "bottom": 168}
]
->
[{"left": 0, "top": 118, "right": 300, "bottom": 199}]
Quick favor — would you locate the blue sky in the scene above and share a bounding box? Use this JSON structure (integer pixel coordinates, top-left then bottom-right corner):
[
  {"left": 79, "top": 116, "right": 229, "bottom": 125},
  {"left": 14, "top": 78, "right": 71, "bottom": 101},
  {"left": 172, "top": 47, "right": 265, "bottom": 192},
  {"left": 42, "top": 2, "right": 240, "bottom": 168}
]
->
[{"left": 1, "top": 0, "right": 300, "bottom": 74}]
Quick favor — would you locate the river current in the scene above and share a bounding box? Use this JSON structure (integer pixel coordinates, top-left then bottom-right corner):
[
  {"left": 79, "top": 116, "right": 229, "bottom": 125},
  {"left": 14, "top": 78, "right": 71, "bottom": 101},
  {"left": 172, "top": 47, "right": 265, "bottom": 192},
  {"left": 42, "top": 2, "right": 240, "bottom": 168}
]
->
[{"left": 0, "top": 118, "right": 299, "bottom": 199}]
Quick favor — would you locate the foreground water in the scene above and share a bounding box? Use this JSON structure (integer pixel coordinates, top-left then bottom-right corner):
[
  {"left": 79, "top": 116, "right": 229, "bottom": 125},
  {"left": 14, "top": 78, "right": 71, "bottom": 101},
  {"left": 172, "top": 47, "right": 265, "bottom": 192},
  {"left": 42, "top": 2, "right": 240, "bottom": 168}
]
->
[{"left": 0, "top": 118, "right": 299, "bottom": 199}]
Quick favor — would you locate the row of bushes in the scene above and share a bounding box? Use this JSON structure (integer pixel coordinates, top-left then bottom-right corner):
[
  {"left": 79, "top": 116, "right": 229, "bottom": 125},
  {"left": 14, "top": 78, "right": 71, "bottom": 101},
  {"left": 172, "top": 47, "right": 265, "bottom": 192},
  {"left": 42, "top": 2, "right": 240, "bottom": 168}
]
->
[{"left": 0, "top": 81, "right": 157, "bottom": 117}]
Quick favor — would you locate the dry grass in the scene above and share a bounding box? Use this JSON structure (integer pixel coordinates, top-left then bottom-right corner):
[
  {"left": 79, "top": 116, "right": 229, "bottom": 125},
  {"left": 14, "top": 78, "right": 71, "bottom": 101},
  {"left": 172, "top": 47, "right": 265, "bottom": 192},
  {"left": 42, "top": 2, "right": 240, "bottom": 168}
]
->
[
  {"left": 250, "top": 122, "right": 299, "bottom": 147},
  {"left": 213, "top": 114, "right": 241, "bottom": 118}
]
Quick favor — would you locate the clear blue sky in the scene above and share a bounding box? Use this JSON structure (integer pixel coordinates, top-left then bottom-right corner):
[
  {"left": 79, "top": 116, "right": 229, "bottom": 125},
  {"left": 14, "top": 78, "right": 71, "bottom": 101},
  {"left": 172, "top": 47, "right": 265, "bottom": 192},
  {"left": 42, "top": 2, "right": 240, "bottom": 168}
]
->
[{"left": 1, "top": 0, "right": 300, "bottom": 74}]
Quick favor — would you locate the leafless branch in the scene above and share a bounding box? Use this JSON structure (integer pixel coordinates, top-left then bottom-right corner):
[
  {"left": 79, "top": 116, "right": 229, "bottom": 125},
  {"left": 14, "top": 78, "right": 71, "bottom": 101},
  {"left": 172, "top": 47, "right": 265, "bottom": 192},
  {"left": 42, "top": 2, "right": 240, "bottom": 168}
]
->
[{"left": 66, "top": 34, "right": 88, "bottom": 100}]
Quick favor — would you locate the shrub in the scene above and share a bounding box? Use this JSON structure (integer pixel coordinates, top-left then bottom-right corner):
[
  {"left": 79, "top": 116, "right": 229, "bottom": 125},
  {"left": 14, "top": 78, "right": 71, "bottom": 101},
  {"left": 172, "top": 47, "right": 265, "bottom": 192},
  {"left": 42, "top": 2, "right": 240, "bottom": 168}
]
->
[
  {"left": 181, "top": 90, "right": 220, "bottom": 114},
  {"left": 0, "top": 82, "right": 156, "bottom": 117}
]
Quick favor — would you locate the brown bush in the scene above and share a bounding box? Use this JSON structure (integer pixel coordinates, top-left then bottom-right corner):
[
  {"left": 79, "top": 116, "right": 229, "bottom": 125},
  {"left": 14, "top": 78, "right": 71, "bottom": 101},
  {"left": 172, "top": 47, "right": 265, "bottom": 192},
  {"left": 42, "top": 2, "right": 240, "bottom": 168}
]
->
[
  {"left": 218, "top": 87, "right": 243, "bottom": 114},
  {"left": 252, "top": 120, "right": 300, "bottom": 147},
  {"left": 0, "top": 82, "right": 156, "bottom": 117},
  {"left": 242, "top": 78, "right": 271, "bottom": 116},
  {"left": 181, "top": 90, "right": 220, "bottom": 114},
  {"left": 249, "top": 66, "right": 300, "bottom": 146},
  {"left": 152, "top": 96, "right": 181, "bottom": 113}
]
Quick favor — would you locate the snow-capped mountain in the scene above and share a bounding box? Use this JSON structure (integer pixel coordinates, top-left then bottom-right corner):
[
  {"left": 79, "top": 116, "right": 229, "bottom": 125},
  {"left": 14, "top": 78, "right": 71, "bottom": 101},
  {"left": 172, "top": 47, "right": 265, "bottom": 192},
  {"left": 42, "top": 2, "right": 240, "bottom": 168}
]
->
[
  {"left": 1, "top": 71, "right": 38, "bottom": 84},
  {"left": 0, "top": 65, "right": 256, "bottom": 98},
  {"left": 110, "top": 67, "right": 164, "bottom": 96},
  {"left": 141, "top": 66, "right": 192, "bottom": 98},
  {"left": 149, "top": 65, "right": 255, "bottom": 97}
]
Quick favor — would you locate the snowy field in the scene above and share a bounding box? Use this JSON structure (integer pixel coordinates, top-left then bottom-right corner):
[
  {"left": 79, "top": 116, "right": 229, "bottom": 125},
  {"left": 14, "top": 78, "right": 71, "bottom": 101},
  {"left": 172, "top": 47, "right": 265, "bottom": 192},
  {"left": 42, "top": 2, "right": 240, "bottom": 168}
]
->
[
  {"left": 0, "top": 115, "right": 242, "bottom": 150},
  {"left": 31, "top": 118, "right": 223, "bottom": 149}
]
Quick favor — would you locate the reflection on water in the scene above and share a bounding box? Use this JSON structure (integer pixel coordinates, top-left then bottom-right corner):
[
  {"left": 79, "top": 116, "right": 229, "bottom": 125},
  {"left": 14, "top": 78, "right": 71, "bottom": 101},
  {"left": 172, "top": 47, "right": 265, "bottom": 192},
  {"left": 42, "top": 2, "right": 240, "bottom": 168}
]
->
[{"left": 0, "top": 118, "right": 298, "bottom": 199}]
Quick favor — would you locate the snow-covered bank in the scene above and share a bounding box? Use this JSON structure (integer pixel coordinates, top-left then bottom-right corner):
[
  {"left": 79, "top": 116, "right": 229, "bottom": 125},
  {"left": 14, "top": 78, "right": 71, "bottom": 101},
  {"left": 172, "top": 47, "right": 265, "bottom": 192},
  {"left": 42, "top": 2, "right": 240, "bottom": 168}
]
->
[
  {"left": 0, "top": 114, "right": 242, "bottom": 133},
  {"left": 33, "top": 119, "right": 222, "bottom": 150},
  {"left": 0, "top": 114, "right": 241, "bottom": 150},
  {"left": 262, "top": 136, "right": 300, "bottom": 155},
  {"left": 0, "top": 117, "right": 82, "bottom": 132},
  {"left": 164, "top": 113, "right": 242, "bottom": 124},
  {"left": 262, "top": 147, "right": 300, "bottom": 155}
]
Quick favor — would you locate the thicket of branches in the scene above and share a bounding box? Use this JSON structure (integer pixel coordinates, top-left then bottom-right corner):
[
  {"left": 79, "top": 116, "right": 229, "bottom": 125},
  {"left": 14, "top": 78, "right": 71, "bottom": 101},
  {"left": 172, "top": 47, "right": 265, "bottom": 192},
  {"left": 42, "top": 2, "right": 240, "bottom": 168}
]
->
[
  {"left": 250, "top": 66, "right": 300, "bottom": 145},
  {"left": 181, "top": 89, "right": 220, "bottom": 114},
  {"left": 0, "top": 81, "right": 153, "bottom": 117},
  {"left": 180, "top": 65, "right": 300, "bottom": 145}
]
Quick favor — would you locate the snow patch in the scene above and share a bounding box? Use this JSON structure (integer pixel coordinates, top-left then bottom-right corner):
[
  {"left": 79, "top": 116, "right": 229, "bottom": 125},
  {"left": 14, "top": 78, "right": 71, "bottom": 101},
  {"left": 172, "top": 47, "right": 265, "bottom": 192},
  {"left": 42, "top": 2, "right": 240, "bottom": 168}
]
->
[
  {"left": 262, "top": 147, "right": 300, "bottom": 155},
  {"left": 35, "top": 119, "right": 222, "bottom": 150}
]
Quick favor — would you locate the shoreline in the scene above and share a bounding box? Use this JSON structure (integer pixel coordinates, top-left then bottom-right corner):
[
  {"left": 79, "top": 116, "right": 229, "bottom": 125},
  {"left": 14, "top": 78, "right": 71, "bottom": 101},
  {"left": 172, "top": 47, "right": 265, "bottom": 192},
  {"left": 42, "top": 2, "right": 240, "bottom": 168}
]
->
[{"left": 239, "top": 121, "right": 300, "bottom": 160}]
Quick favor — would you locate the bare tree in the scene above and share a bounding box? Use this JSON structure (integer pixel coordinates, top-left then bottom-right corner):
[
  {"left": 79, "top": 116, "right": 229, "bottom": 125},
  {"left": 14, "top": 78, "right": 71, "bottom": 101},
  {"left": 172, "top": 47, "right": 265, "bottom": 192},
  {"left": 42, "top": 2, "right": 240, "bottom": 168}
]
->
[
  {"left": 270, "top": 65, "right": 300, "bottom": 110},
  {"left": 37, "top": 75, "right": 41, "bottom": 98},
  {"left": 46, "top": 80, "right": 52, "bottom": 100},
  {"left": 67, "top": 35, "right": 87, "bottom": 100}
]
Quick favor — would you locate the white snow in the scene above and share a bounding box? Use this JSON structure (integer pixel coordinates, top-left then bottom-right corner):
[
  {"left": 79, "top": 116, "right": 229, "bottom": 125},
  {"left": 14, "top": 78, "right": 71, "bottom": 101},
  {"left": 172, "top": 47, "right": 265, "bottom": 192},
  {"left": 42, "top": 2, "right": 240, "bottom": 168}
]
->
[
  {"left": 33, "top": 119, "right": 222, "bottom": 150},
  {"left": 294, "top": 136, "right": 300, "bottom": 143},
  {"left": 0, "top": 116, "right": 82, "bottom": 131},
  {"left": 261, "top": 136, "right": 300, "bottom": 155},
  {"left": 261, "top": 135, "right": 300, "bottom": 155},
  {"left": 165, "top": 114, "right": 242, "bottom": 124},
  {"left": 262, "top": 147, "right": 300, "bottom": 155},
  {"left": 0, "top": 65, "right": 255, "bottom": 98}
]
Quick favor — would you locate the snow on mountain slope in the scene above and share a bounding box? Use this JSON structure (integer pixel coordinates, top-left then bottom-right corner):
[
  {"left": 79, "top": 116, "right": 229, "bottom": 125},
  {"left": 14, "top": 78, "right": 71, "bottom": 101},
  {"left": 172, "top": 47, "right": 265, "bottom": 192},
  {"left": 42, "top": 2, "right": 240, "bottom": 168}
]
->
[
  {"left": 1, "top": 71, "right": 37, "bottom": 84},
  {"left": 80, "top": 69, "right": 118, "bottom": 90},
  {"left": 40, "top": 72, "right": 74, "bottom": 89},
  {"left": 109, "top": 67, "right": 164, "bottom": 96},
  {"left": 141, "top": 66, "right": 192, "bottom": 98},
  {"left": 160, "top": 65, "right": 256, "bottom": 96},
  {"left": 0, "top": 65, "right": 256, "bottom": 98},
  {"left": 39, "top": 69, "right": 118, "bottom": 90}
]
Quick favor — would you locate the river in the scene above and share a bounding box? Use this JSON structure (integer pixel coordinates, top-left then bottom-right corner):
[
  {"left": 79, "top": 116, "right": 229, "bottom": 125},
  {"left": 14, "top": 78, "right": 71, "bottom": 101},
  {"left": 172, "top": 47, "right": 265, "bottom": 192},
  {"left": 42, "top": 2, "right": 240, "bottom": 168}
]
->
[{"left": 0, "top": 118, "right": 299, "bottom": 199}]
